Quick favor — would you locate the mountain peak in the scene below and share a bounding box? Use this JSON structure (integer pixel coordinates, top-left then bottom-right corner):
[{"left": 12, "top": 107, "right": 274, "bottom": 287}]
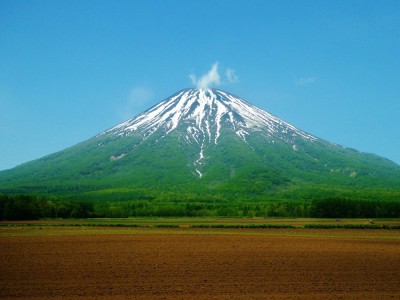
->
[
  {"left": 99, "top": 88, "right": 317, "bottom": 177},
  {"left": 103, "top": 88, "right": 317, "bottom": 144}
]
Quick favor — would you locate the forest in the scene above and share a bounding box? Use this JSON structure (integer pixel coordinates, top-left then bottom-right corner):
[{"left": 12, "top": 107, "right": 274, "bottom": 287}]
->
[{"left": 0, "top": 194, "right": 399, "bottom": 220}]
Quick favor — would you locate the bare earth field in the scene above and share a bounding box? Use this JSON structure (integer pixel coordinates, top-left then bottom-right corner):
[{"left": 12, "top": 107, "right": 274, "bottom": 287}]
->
[{"left": 0, "top": 226, "right": 399, "bottom": 299}]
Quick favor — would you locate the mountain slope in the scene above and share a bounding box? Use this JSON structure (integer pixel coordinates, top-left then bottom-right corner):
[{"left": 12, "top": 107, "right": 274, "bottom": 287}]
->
[{"left": 1, "top": 88, "right": 399, "bottom": 201}]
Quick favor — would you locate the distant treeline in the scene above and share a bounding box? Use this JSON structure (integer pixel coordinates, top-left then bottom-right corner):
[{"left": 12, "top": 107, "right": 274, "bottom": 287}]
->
[
  {"left": 310, "top": 198, "right": 400, "bottom": 218},
  {"left": 0, "top": 194, "right": 399, "bottom": 220},
  {"left": 0, "top": 195, "right": 93, "bottom": 220}
]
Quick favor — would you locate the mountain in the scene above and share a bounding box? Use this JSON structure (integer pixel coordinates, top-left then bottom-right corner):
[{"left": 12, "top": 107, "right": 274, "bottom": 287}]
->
[{"left": 1, "top": 88, "right": 400, "bottom": 202}]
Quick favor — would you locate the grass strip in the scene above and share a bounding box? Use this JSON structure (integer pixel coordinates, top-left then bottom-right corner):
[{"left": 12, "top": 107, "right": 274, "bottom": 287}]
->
[
  {"left": 190, "top": 224, "right": 295, "bottom": 229},
  {"left": 2, "top": 223, "right": 400, "bottom": 229},
  {"left": 303, "top": 224, "right": 400, "bottom": 229}
]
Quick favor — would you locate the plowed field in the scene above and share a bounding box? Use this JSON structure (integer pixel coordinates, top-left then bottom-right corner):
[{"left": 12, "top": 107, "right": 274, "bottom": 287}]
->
[{"left": 1, "top": 228, "right": 399, "bottom": 299}]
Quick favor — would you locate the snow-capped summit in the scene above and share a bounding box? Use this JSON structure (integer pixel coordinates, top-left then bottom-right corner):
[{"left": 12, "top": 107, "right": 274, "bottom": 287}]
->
[
  {"left": 101, "top": 88, "right": 317, "bottom": 177},
  {"left": 104, "top": 88, "right": 315, "bottom": 144}
]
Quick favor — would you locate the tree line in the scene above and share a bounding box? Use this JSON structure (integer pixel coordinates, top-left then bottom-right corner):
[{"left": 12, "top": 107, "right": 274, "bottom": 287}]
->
[
  {"left": 0, "top": 194, "right": 399, "bottom": 220},
  {"left": 0, "top": 194, "right": 92, "bottom": 220}
]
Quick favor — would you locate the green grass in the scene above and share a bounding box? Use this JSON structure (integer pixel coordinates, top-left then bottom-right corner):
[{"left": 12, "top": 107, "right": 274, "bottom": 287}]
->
[
  {"left": 190, "top": 224, "right": 295, "bottom": 229},
  {"left": 3, "top": 217, "right": 400, "bottom": 227},
  {"left": 303, "top": 224, "right": 400, "bottom": 229},
  {"left": 1, "top": 225, "right": 399, "bottom": 240},
  {"left": 88, "top": 216, "right": 397, "bottom": 227}
]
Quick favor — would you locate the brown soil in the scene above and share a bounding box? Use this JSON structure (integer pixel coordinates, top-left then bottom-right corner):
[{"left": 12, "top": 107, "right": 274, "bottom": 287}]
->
[{"left": 1, "top": 231, "right": 399, "bottom": 299}]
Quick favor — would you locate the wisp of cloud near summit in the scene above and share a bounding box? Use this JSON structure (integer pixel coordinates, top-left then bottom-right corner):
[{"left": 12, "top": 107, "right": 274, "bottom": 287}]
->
[
  {"left": 295, "top": 77, "right": 315, "bottom": 86},
  {"left": 119, "top": 86, "right": 154, "bottom": 120},
  {"left": 190, "top": 63, "right": 239, "bottom": 89}
]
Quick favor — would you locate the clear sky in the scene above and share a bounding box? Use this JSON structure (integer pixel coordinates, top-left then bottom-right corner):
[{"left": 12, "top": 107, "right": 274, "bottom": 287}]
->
[{"left": 1, "top": 0, "right": 400, "bottom": 171}]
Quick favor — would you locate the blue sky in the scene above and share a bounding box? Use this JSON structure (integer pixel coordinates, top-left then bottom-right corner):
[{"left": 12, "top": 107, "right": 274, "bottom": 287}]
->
[{"left": 1, "top": 0, "right": 400, "bottom": 170}]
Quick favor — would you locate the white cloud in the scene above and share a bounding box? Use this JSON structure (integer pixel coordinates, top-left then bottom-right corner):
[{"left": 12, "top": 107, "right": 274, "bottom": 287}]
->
[
  {"left": 226, "top": 68, "right": 239, "bottom": 83},
  {"left": 189, "top": 73, "right": 197, "bottom": 86},
  {"left": 190, "top": 63, "right": 239, "bottom": 89},
  {"left": 120, "top": 86, "right": 154, "bottom": 119},
  {"left": 295, "top": 77, "right": 316, "bottom": 86},
  {"left": 191, "top": 62, "right": 221, "bottom": 89}
]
